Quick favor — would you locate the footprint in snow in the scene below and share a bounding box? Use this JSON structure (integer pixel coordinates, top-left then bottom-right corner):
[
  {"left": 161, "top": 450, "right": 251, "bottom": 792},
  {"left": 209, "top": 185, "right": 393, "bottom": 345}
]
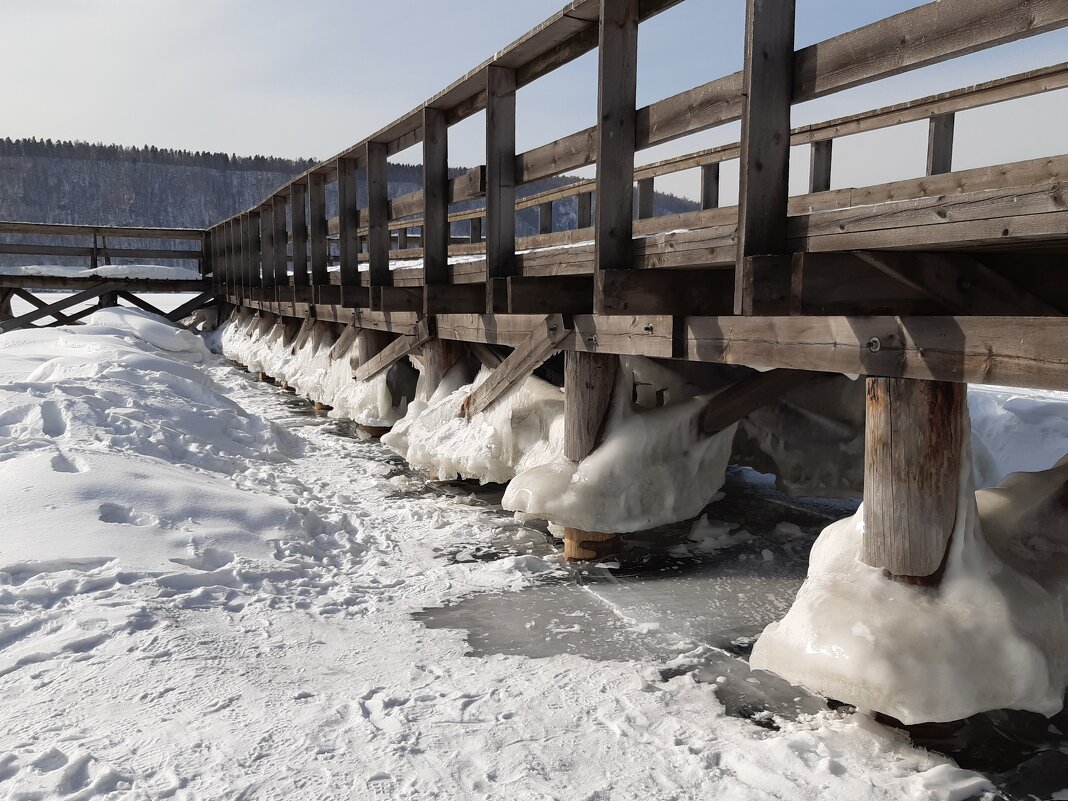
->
[{"left": 98, "top": 503, "right": 157, "bottom": 527}]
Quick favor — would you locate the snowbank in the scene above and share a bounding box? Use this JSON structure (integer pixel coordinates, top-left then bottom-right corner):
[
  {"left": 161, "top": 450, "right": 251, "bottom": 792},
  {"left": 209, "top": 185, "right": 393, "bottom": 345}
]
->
[
  {"left": 751, "top": 439, "right": 1068, "bottom": 723},
  {"left": 0, "top": 308, "right": 298, "bottom": 574},
  {"left": 0, "top": 263, "right": 201, "bottom": 281}
]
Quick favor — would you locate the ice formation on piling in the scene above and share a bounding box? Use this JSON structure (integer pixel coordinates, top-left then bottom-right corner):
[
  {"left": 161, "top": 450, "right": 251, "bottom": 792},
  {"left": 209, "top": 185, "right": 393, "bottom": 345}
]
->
[{"left": 751, "top": 443, "right": 1068, "bottom": 724}]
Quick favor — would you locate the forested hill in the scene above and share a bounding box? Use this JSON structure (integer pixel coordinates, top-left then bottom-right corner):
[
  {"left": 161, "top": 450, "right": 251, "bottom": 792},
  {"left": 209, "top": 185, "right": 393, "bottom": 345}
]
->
[{"left": 0, "top": 137, "right": 697, "bottom": 235}]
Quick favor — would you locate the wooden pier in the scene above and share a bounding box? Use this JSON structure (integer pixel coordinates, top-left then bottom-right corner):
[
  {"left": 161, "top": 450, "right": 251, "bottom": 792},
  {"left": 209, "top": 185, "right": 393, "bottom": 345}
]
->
[{"left": 4, "top": 0, "right": 1068, "bottom": 580}]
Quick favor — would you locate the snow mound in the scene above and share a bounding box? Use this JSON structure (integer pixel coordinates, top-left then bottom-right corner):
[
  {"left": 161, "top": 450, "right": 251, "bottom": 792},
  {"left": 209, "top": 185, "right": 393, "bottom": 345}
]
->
[{"left": 751, "top": 444, "right": 1068, "bottom": 723}]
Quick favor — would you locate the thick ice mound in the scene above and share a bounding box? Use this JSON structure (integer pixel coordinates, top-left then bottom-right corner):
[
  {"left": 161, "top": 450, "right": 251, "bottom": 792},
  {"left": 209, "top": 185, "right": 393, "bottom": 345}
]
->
[
  {"left": 751, "top": 448, "right": 1068, "bottom": 724},
  {"left": 214, "top": 312, "right": 413, "bottom": 426},
  {"left": 382, "top": 360, "right": 563, "bottom": 483},
  {"left": 504, "top": 362, "right": 737, "bottom": 533}
]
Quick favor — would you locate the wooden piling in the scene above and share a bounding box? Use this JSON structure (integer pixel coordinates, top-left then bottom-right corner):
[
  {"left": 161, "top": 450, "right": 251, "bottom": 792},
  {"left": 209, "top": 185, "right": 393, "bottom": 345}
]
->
[
  {"left": 862, "top": 377, "right": 965, "bottom": 585},
  {"left": 562, "top": 350, "right": 621, "bottom": 560}
]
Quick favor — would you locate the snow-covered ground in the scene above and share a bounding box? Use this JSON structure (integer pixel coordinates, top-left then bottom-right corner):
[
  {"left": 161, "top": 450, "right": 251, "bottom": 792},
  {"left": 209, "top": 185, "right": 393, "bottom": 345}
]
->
[
  {"left": 0, "top": 309, "right": 1064, "bottom": 799},
  {"left": 0, "top": 263, "right": 200, "bottom": 281}
]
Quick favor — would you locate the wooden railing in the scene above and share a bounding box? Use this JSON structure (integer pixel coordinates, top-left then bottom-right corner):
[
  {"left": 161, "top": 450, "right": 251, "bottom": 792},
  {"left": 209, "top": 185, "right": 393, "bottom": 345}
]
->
[
  {"left": 0, "top": 221, "right": 207, "bottom": 275},
  {"left": 206, "top": 0, "right": 1068, "bottom": 321}
]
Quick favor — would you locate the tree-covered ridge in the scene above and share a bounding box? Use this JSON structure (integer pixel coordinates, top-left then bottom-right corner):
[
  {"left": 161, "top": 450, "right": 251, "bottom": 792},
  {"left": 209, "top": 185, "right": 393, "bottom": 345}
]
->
[{"left": 0, "top": 137, "right": 318, "bottom": 174}]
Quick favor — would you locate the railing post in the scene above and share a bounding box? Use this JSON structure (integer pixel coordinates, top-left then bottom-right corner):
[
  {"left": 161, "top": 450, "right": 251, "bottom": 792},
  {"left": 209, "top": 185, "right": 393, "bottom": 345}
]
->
[
  {"left": 237, "top": 215, "right": 249, "bottom": 301},
  {"left": 90, "top": 232, "right": 99, "bottom": 272},
  {"left": 260, "top": 201, "right": 275, "bottom": 300},
  {"left": 307, "top": 173, "right": 328, "bottom": 300},
  {"left": 203, "top": 230, "right": 213, "bottom": 287},
  {"left": 248, "top": 210, "right": 262, "bottom": 299},
  {"left": 577, "top": 192, "right": 593, "bottom": 229},
  {"left": 636, "top": 176, "right": 654, "bottom": 219},
  {"left": 366, "top": 141, "right": 391, "bottom": 309},
  {"left": 927, "top": 113, "right": 955, "bottom": 176},
  {"left": 485, "top": 64, "right": 516, "bottom": 312},
  {"left": 593, "top": 0, "right": 639, "bottom": 314},
  {"left": 700, "top": 164, "right": 720, "bottom": 210},
  {"left": 337, "top": 156, "right": 361, "bottom": 306},
  {"left": 538, "top": 201, "right": 554, "bottom": 234},
  {"left": 272, "top": 195, "right": 288, "bottom": 302},
  {"left": 291, "top": 180, "right": 308, "bottom": 298},
  {"left": 422, "top": 107, "right": 450, "bottom": 313},
  {"left": 398, "top": 227, "right": 409, "bottom": 249},
  {"left": 468, "top": 218, "right": 481, "bottom": 244},
  {"left": 735, "top": 0, "right": 796, "bottom": 316},
  {"left": 809, "top": 139, "right": 833, "bottom": 193},
  {"left": 229, "top": 219, "right": 241, "bottom": 302}
]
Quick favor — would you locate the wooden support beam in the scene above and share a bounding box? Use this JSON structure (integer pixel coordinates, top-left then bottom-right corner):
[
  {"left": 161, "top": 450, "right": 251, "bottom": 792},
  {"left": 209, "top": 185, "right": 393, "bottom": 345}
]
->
[
  {"left": 698, "top": 368, "right": 814, "bottom": 435},
  {"left": 418, "top": 338, "right": 465, "bottom": 397},
  {"left": 593, "top": 0, "right": 639, "bottom": 315},
  {"left": 0, "top": 284, "right": 112, "bottom": 333},
  {"left": 461, "top": 315, "right": 571, "bottom": 417},
  {"left": 596, "top": 269, "right": 734, "bottom": 316},
  {"left": 165, "top": 291, "right": 215, "bottom": 323},
  {"left": 855, "top": 251, "right": 1063, "bottom": 316},
  {"left": 423, "top": 107, "right": 450, "bottom": 291},
  {"left": 354, "top": 320, "right": 434, "bottom": 381},
  {"left": 424, "top": 283, "right": 487, "bottom": 314},
  {"left": 637, "top": 177, "right": 655, "bottom": 219},
  {"left": 115, "top": 291, "right": 168, "bottom": 318},
  {"left": 863, "top": 377, "right": 964, "bottom": 585},
  {"left": 563, "top": 349, "right": 620, "bottom": 560},
  {"left": 735, "top": 0, "right": 796, "bottom": 316},
  {"left": 486, "top": 65, "right": 517, "bottom": 311},
  {"left": 926, "top": 112, "right": 955, "bottom": 176},
  {"left": 366, "top": 141, "right": 392, "bottom": 297},
  {"left": 8, "top": 288, "right": 76, "bottom": 325},
  {"left": 375, "top": 286, "right": 423, "bottom": 312},
  {"left": 308, "top": 173, "right": 329, "bottom": 286},
  {"left": 507, "top": 275, "right": 594, "bottom": 314},
  {"left": 469, "top": 217, "right": 482, "bottom": 244},
  {"left": 337, "top": 156, "right": 361, "bottom": 305},
  {"left": 329, "top": 324, "right": 360, "bottom": 360},
  {"left": 355, "top": 328, "right": 394, "bottom": 368},
  {"left": 291, "top": 181, "right": 309, "bottom": 287},
  {"left": 809, "top": 139, "right": 832, "bottom": 193},
  {"left": 538, "top": 201, "right": 554, "bottom": 234},
  {"left": 701, "top": 163, "right": 720, "bottom": 210}
]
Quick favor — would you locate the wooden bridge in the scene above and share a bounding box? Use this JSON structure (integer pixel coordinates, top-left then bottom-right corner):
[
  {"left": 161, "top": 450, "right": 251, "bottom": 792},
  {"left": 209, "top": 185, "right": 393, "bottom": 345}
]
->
[{"left": 3, "top": 0, "right": 1068, "bottom": 578}]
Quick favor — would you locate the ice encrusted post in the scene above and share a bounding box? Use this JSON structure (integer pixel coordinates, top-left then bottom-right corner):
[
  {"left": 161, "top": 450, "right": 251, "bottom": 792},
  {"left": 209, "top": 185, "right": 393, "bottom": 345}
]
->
[
  {"left": 562, "top": 350, "right": 620, "bottom": 560},
  {"left": 862, "top": 377, "right": 965, "bottom": 585}
]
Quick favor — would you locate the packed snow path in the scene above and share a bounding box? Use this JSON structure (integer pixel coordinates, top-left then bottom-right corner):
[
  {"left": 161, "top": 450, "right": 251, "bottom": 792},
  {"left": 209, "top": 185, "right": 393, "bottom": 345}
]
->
[{"left": 0, "top": 310, "right": 1048, "bottom": 800}]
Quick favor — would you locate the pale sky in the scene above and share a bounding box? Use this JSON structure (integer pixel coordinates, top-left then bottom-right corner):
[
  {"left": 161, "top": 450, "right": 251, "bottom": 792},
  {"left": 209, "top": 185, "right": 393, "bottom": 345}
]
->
[{"left": 3, "top": 0, "right": 1066, "bottom": 201}]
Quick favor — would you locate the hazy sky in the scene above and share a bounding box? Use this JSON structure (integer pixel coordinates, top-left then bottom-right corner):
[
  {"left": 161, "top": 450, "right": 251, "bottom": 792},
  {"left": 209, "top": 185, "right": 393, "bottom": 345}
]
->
[{"left": 3, "top": 0, "right": 1066, "bottom": 201}]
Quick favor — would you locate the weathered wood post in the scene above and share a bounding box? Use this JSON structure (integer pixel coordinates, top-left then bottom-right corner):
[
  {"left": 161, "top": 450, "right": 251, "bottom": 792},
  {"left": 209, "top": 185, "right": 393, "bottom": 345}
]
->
[
  {"left": 485, "top": 65, "right": 517, "bottom": 313},
  {"left": 337, "top": 156, "right": 361, "bottom": 307},
  {"left": 862, "top": 377, "right": 965, "bottom": 585},
  {"left": 734, "top": 0, "right": 795, "bottom": 315},
  {"left": 636, "top": 176, "right": 654, "bottom": 219},
  {"left": 563, "top": 351, "right": 620, "bottom": 560},
  {"left": 700, "top": 163, "right": 720, "bottom": 210},
  {"left": 576, "top": 192, "right": 593, "bottom": 229},
  {"left": 592, "top": 0, "right": 638, "bottom": 314},
  {"left": 422, "top": 107, "right": 449, "bottom": 313},
  {"left": 247, "top": 210, "right": 262, "bottom": 302},
  {"left": 272, "top": 195, "right": 288, "bottom": 303},
  {"left": 367, "top": 141, "right": 391, "bottom": 309},
  {"left": 291, "top": 181, "right": 309, "bottom": 299},
  {"left": 809, "top": 139, "right": 833, "bottom": 193},
  {"left": 538, "top": 201, "right": 553, "bottom": 235},
  {"left": 260, "top": 200, "right": 275, "bottom": 301},
  {"left": 927, "top": 113, "right": 955, "bottom": 176},
  {"left": 307, "top": 173, "right": 328, "bottom": 303}
]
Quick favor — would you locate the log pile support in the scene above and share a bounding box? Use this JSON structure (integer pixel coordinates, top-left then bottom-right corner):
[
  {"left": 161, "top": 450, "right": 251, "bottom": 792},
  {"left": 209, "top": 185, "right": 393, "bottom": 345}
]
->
[
  {"left": 562, "top": 350, "right": 620, "bottom": 561},
  {"left": 862, "top": 377, "right": 965, "bottom": 586}
]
